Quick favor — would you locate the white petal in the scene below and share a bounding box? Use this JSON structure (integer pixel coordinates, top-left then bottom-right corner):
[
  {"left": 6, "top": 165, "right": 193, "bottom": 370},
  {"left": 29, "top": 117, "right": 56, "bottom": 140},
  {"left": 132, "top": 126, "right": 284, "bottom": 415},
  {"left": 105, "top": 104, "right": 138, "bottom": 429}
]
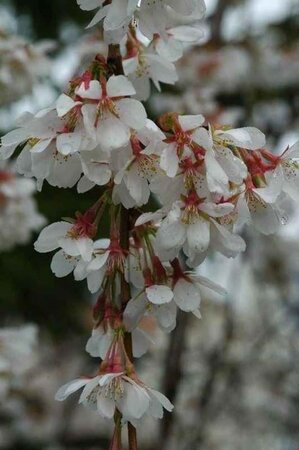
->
[
  {"left": 186, "top": 218, "right": 210, "bottom": 254},
  {"left": 34, "top": 222, "right": 70, "bottom": 253},
  {"left": 87, "top": 270, "right": 105, "bottom": 293},
  {"left": 118, "top": 382, "right": 149, "bottom": 419},
  {"left": 160, "top": 144, "right": 179, "bottom": 177},
  {"left": 174, "top": 279, "right": 201, "bottom": 312},
  {"left": 106, "top": 75, "right": 136, "bottom": 97},
  {"left": 220, "top": 127, "right": 266, "bottom": 150},
  {"left": 88, "top": 251, "right": 109, "bottom": 271},
  {"left": 211, "top": 220, "right": 246, "bottom": 257},
  {"left": 55, "top": 378, "right": 88, "bottom": 401},
  {"left": 146, "top": 285, "right": 173, "bottom": 305},
  {"left": 97, "top": 115, "right": 129, "bottom": 150},
  {"left": 97, "top": 392, "right": 115, "bottom": 418},
  {"left": 116, "top": 98, "right": 147, "bottom": 130},
  {"left": 149, "top": 388, "right": 174, "bottom": 412},
  {"left": 56, "top": 132, "right": 82, "bottom": 155},
  {"left": 51, "top": 250, "right": 76, "bottom": 277},
  {"left": 56, "top": 94, "right": 80, "bottom": 117},
  {"left": 76, "top": 80, "right": 102, "bottom": 99},
  {"left": 77, "top": 175, "right": 95, "bottom": 193},
  {"left": 178, "top": 114, "right": 205, "bottom": 131}
]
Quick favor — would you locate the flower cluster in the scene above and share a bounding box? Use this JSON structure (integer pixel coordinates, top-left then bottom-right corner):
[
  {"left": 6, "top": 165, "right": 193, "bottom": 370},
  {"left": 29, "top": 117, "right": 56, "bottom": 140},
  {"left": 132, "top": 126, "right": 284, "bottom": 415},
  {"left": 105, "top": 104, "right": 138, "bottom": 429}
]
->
[
  {"left": 1, "top": 0, "right": 298, "bottom": 447},
  {"left": 0, "top": 163, "right": 45, "bottom": 251},
  {"left": 0, "top": 29, "right": 53, "bottom": 106},
  {"left": 0, "top": 325, "right": 38, "bottom": 399},
  {"left": 78, "top": 0, "right": 206, "bottom": 100}
]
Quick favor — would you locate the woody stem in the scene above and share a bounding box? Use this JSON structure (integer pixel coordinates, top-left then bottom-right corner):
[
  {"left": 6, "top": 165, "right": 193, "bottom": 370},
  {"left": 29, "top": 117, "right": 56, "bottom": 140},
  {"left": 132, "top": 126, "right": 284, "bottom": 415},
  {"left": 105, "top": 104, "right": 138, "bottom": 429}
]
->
[{"left": 107, "top": 43, "right": 138, "bottom": 450}]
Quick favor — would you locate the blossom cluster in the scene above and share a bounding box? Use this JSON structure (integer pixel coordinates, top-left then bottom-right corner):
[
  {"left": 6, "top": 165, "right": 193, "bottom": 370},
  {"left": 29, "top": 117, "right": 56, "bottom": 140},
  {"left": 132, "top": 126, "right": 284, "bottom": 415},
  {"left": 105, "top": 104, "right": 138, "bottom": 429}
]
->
[
  {"left": 0, "top": 29, "right": 53, "bottom": 106},
  {"left": 0, "top": 162, "right": 45, "bottom": 251},
  {"left": 78, "top": 0, "right": 206, "bottom": 100},
  {"left": 1, "top": 0, "right": 298, "bottom": 445},
  {"left": 0, "top": 325, "right": 38, "bottom": 399}
]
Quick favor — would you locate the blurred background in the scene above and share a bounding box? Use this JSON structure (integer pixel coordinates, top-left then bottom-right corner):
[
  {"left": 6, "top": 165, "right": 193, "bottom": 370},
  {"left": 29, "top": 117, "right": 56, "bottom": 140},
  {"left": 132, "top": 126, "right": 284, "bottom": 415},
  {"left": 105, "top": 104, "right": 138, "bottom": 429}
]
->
[{"left": 0, "top": 0, "right": 299, "bottom": 449}]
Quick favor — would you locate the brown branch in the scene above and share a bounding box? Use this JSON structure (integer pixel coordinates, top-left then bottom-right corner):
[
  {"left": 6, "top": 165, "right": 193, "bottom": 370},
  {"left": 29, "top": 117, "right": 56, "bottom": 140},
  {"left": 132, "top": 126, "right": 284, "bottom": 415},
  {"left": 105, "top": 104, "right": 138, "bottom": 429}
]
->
[
  {"left": 159, "top": 310, "right": 189, "bottom": 448},
  {"left": 106, "top": 43, "right": 137, "bottom": 450}
]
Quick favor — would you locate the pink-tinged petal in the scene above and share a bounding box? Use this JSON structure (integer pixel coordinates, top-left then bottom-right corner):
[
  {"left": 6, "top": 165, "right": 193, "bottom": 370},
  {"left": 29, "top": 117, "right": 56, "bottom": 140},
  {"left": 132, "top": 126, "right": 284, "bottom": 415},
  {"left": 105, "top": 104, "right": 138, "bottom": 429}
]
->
[
  {"left": 178, "top": 114, "right": 205, "bottom": 131},
  {"left": 106, "top": 75, "right": 136, "bottom": 97},
  {"left": 116, "top": 98, "right": 147, "bottom": 130},
  {"left": 146, "top": 285, "right": 173, "bottom": 305},
  {"left": 55, "top": 378, "right": 89, "bottom": 401},
  {"left": 34, "top": 222, "right": 70, "bottom": 253}
]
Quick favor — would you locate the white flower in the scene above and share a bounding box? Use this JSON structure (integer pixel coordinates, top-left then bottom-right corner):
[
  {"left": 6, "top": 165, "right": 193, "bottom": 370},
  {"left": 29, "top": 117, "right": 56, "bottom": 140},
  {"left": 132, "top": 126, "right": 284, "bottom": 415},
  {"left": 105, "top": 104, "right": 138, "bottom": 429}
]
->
[
  {"left": 86, "top": 325, "right": 154, "bottom": 359},
  {"left": 77, "top": 0, "right": 138, "bottom": 41},
  {"left": 113, "top": 120, "right": 164, "bottom": 207},
  {"left": 159, "top": 114, "right": 206, "bottom": 178},
  {"left": 0, "top": 164, "right": 45, "bottom": 251},
  {"left": 153, "top": 198, "right": 244, "bottom": 265},
  {"left": 236, "top": 173, "right": 286, "bottom": 235},
  {"left": 271, "top": 141, "right": 299, "bottom": 201},
  {"left": 214, "top": 126, "right": 266, "bottom": 151},
  {"left": 124, "top": 293, "right": 177, "bottom": 333},
  {"left": 58, "top": 75, "right": 147, "bottom": 151},
  {"left": 124, "top": 50, "right": 178, "bottom": 101},
  {"left": 55, "top": 372, "right": 173, "bottom": 422},
  {"left": 154, "top": 24, "right": 205, "bottom": 62},
  {"left": 172, "top": 271, "right": 226, "bottom": 313},
  {"left": 34, "top": 220, "right": 95, "bottom": 279}
]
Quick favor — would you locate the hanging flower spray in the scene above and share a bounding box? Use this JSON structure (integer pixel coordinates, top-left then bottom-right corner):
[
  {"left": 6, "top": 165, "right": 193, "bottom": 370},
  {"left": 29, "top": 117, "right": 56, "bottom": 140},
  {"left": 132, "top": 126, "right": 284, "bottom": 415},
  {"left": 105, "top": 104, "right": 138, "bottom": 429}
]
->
[{"left": 1, "top": 0, "right": 299, "bottom": 448}]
